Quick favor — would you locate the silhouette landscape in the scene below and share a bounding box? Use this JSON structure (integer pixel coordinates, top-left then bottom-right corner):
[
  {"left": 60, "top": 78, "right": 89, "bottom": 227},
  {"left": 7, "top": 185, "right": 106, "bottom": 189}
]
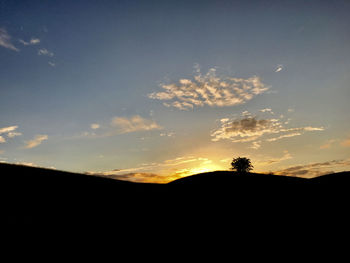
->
[
  {"left": 1, "top": 1, "right": 350, "bottom": 234},
  {"left": 3, "top": 162, "right": 350, "bottom": 227}
]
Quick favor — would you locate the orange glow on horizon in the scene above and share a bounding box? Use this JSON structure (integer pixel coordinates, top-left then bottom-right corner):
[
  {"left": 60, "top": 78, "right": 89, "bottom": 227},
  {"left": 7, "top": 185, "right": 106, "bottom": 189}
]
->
[{"left": 172, "top": 163, "right": 224, "bottom": 179}]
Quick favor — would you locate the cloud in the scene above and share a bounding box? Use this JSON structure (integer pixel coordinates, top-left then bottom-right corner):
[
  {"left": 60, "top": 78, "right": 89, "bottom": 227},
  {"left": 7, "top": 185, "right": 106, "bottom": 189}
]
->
[
  {"left": 24, "top": 134, "right": 48, "bottom": 149},
  {"left": 275, "top": 159, "right": 350, "bottom": 178},
  {"left": 0, "top": 125, "right": 18, "bottom": 134},
  {"left": 48, "top": 61, "right": 55, "bottom": 67},
  {"left": 90, "top": 123, "right": 100, "bottom": 130},
  {"left": 88, "top": 156, "right": 216, "bottom": 183},
  {"left": 0, "top": 28, "right": 19, "bottom": 51},
  {"left": 160, "top": 132, "right": 175, "bottom": 137},
  {"left": 256, "top": 150, "right": 292, "bottom": 165},
  {"left": 341, "top": 135, "right": 350, "bottom": 147},
  {"left": 320, "top": 139, "right": 337, "bottom": 149},
  {"left": 19, "top": 37, "right": 40, "bottom": 46},
  {"left": 303, "top": 127, "right": 324, "bottom": 131},
  {"left": 99, "top": 172, "right": 174, "bottom": 184},
  {"left": 211, "top": 111, "right": 324, "bottom": 147},
  {"left": 0, "top": 126, "right": 22, "bottom": 142},
  {"left": 260, "top": 108, "right": 274, "bottom": 114},
  {"left": 211, "top": 116, "right": 280, "bottom": 142},
  {"left": 250, "top": 141, "right": 262, "bottom": 150},
  {"left": 275, "top": 64, "right": 283, "bottom": 72},
  {"left": 341, "top": 140, "right": 350, "bottom": 147},
  {"left": 148, "top": 66, "right": 269, "bottom": 110},
  {"left": 0, "top": 161, "right": 56, "bottom": 170},
  {"left": 266, "top": 132, "right": 302, "bottom": 142},
  {"left": 111, "top": 115, "right": 162, "bottom": 134},
  {"left": 38, "top": 48, "right": 54, "bottom": 57},
  {"left": 7, "top": 132, "right": 22, "bottom": 138}
]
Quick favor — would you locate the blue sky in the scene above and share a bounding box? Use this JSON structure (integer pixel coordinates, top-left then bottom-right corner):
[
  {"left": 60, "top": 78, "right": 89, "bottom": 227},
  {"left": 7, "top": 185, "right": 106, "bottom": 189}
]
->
[{"left": 1, "top": 0, "right": 350, "bottom": 182}]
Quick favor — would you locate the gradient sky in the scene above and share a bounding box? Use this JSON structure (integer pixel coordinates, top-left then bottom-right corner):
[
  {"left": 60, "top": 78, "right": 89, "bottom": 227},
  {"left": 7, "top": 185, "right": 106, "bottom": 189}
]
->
[{"left": 1, "top": 0, "right": 350, "bottom": 182}]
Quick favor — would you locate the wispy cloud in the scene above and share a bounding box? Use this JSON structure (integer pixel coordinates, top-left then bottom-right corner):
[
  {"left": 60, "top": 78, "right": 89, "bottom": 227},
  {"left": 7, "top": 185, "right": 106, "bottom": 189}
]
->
[
  {"left": 341, "top": 140, "right": 350, "bottom": 147},
  {"left": 148, "top": 65, "right": 269, "bottom": 110},
  {"left": 38, "top": 48, "right": 54, "bottom": 57},
  {"left": 75, "top": 117, "right": 161, "bottom": 139},
  {"left": 48, "top": 61, "right": 55, "bottom": 67},
  {"left": 101, "top": 172, "right": 171, "bottom": 183},
  {"left": 0, "top": 126, "right": 22, "bottom": 142},
  {"left": 275, "top": 64, "right": 283, "bottom": 72},
  {"left": 88, "top": 155, "right": 215, "bottom": 183},
  {"left": 260, "top": 108, "right": 274, "bottom": 114},
  {"left": 211, "top": 110, "right": 324, "bottom": 148},
  {"left": 160, "top": 132, "right": 175, "bottom": 137},
  {"left": 7, "top": 131, "right": 22, "bottom": 138},
  {"left": 266, "top": 132, "right": 302, "bottom": 142},
  {"left": 24, "top": 134, "right": 48, "bottom": 149},
  {"left": 0, "top": 125, "right": 18, "bottom": 134},
  {"left": 0, "top": 28, "right": 19, "bottom": 51},
  {"left": 90, "top": 123, "right": 100, "bottom": 130},
  {"left": 0, "top": 161, "right": 56, "bottom": 170},
  {"left": 320, "top": 139, "right": 337, "bottom": 149},
  {"left": 19, "top": 37, "right": 40, "bottom": 46},
  {"left": 341, "top": 135, "right": 350, "bottom": 147},
  {"left": 275, "top": 159, "right": 350, "bottom": 178},
  {"left": 111, "top": 115, "right": 162, "bottom": 134},
  {"left": 250, "top": 141, "right": 262, "bottom": 150},
  {"left": 256, "top": 150, "right": 292, "bottom": 165}
]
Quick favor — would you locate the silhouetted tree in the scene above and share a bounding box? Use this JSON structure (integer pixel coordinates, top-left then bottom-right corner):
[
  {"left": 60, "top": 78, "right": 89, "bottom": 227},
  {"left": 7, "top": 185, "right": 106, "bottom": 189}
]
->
[{"left": 231, "top": 157, "right": 253, "bottom": 173}]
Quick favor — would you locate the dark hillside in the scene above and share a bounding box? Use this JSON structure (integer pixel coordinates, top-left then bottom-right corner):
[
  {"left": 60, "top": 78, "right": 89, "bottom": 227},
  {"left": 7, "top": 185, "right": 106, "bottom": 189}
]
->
[
  {"left": 169, "top": 170, "right": 307, "bottom": 185},
  {"left": 1, "top": 163, "right": 164, "bottom": 226},
  {"left": 312, "top": 171, "right": 350, "bottom": 184},
  {"left": 168, "top": 171, "right": 309, "bottom": 201},
  {"left": 2, "top": 163, "right": 350, "bottom": 228}
]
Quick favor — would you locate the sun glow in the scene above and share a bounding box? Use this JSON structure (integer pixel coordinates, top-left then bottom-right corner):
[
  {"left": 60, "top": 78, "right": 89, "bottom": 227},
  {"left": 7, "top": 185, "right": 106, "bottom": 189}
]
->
[{"left": 174, "top": 164, "right": 223, "bottom": 179}]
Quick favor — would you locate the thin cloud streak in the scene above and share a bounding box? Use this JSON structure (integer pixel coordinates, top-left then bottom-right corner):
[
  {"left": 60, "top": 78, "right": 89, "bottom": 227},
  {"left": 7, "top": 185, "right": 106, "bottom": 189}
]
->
[
  {"left": 24, "top": 134, "right": 48, "bottom": 149},
  {"left": 90, "top": 123, "right": 100, "bottom": 130},
  {"left": 275, "top": 159, "right": 350, "bottom": 178},
  {"left": 7, "top": 132, "right": 22, "bottom": 138},
  {"left": 87, "top": 156, "right": 215, "bottom": 183},
  {"left": 0, "top": 126, "right": 18, "bottom": 134},
  {"left": 111, "top": 115, "right": 162, "bottom": 134},
  {"left": 0, "top": 28, "right": 19, "bottom": 51},
  {"left": 275, "top": 64, "right": 283, "bottom": 72},
  {"left": 19, "top": 37, "right": 40, "bottom": 46},
  {"left": 256, "top": 150, "right": 292, "bottom": 166}
]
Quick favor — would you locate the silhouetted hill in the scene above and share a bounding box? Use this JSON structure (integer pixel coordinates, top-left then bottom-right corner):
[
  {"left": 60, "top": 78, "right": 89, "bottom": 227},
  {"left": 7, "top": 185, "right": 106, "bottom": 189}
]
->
[
  {"left": 1, "top": 163, "right": 164, "bottom": 226},
  {"left": 312, "top": 171, "right": 350, "bottom": 183},
  {"left": 2, "top": 163, "right": 350, "bottom": 228},
  {"left": 169, "top": 170, "right": 350, "bottom": 195},
  {"left": 169, "top": 170, "right": 308, "bottom": 185}
]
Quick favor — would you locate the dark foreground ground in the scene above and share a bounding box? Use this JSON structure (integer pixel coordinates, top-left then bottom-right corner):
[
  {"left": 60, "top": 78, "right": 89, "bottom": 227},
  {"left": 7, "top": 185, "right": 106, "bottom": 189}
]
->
[{"left": 2, "top": 163, "right": 350, "bottom": 233}]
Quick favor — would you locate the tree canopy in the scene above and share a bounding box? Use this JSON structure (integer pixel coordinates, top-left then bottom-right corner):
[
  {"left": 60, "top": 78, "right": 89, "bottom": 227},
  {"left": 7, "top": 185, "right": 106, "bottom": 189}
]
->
[{"left": 231, "top": 157, "right": 253, "bottom": 173}]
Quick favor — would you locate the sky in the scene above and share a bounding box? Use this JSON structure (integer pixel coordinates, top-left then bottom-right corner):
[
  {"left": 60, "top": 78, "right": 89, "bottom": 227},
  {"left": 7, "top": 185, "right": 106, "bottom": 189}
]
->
[{"left": 1, "top": 0, "right": 350, "bottom": 183}]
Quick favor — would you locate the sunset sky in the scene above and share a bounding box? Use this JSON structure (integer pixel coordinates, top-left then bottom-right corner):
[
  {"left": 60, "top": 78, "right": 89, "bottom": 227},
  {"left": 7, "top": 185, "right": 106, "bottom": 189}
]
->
[{"left": 1, "top": 0, "right": 350, "bottom": 182}]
